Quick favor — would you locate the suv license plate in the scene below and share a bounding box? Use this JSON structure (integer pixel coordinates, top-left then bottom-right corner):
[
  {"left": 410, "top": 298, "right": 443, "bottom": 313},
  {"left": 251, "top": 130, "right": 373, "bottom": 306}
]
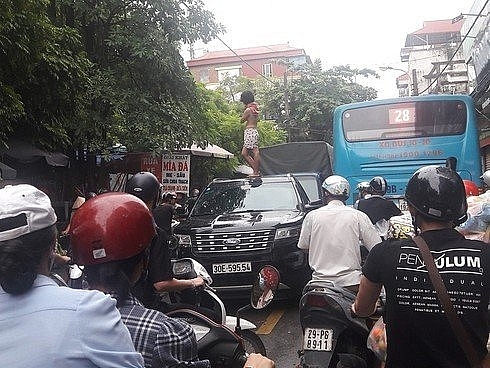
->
[
  {"left": 212, "top": 262, "right": 252, "bottom": 274},
  {"left": 303, "top": 328, "right": 333, "bottom": 351}
]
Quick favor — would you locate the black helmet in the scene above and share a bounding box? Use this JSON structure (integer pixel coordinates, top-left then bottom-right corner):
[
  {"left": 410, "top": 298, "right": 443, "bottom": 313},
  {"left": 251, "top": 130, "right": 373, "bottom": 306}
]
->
[
  {"left": 369, "top": 176, "right": 387, "bottom": 195},
  {"left": 405, "top": 165, "right": 467, "bottom": 225},
  {"left": 125, "top": 172, "right": 161, "bottom": 206}
]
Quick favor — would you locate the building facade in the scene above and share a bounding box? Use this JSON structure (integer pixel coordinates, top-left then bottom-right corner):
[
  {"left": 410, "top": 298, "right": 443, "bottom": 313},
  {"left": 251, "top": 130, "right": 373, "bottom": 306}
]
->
[
  {"left": 186, "top": 44, "right": 311, "bottom": 89},
  {"left": 461, "top": 0, "right": 490, "bottom": 170},
  {"left": 398, "top": 18, "right": 469, "bottom": 96}
]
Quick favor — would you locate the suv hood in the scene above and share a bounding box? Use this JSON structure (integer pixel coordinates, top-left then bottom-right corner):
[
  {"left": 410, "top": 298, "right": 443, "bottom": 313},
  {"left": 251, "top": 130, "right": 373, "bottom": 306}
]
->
[{"left": 175, "top": 210, "right": 303, "bottom": 233}]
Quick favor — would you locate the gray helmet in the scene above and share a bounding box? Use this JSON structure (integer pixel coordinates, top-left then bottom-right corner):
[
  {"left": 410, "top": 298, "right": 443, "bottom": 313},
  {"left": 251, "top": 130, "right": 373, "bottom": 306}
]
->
[
  {"left": 322, "top": 175, "right": 350, "bottom": 200},
  {"left": 356, "top": 181, "right": 370, "bottom": 191}
]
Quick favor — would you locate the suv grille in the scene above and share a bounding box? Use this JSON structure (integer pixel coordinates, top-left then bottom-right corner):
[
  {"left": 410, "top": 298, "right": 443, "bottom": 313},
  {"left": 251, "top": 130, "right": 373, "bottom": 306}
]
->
[{"left": 193, "top": 229, "right": 275, "bottom": 254}]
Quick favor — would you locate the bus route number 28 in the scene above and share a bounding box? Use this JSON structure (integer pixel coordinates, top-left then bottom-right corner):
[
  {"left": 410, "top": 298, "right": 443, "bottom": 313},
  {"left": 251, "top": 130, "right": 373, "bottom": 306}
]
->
[{"left": 389, "top": 106, "right": 415, "bottom": 125}]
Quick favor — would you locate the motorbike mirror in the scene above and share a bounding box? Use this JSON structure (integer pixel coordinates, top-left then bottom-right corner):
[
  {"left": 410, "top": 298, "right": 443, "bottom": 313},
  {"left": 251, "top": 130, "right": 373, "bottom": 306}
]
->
[
  {"left": 169, "top": 235, "right": 179, "bottom": 251},
  {"left": 250, "top": 265, "right": 280, "bottom": 309}
]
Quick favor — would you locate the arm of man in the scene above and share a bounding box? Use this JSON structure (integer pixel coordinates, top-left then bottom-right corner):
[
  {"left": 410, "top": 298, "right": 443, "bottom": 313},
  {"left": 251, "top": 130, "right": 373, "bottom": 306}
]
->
[
  {"left": 352, "top": 275, "right": 382, "bottom": 317},
  {"left": 154, "top": 276, "right": 205, "bottom": 293},
  {"left": 240, "top": 108, "right": 251, "bottom": 123},
  {"left": 244, "top": 353, "right": 275, "bottom": 368},
  {"left": 297, "top": 213, "right": 312, "bottom": 252},
  {"left": 358, "top": 212, "right": 382, "bottom": 251},
  {"left": 389, "top": 200, "right": 403, "bottom": 218}
]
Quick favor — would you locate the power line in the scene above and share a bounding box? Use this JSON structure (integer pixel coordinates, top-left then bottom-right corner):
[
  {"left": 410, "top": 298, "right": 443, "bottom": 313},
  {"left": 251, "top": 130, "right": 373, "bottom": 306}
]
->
[
  {"left": 476, "top": 106, "right": 490, "bottom": 122},
  {"left": 418, "top": 0, "right": 489, "bottom": 95},
  {"left": 214, "top": 35, "right": 277, "bottom": 84}
]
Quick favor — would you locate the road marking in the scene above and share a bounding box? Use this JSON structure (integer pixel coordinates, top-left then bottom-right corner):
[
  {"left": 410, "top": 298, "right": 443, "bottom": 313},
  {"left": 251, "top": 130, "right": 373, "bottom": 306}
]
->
[{"left": 256, "top": 308, "right": 285, "bottom": 335}]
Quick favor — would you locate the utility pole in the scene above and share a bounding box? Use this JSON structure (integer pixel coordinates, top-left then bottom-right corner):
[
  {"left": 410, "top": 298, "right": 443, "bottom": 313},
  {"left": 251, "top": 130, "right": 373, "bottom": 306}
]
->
[
  {"left": 283, "top": 71, "right": 291, "bottom": 142},
  {"left": 411, "top": 69, "right": 419, "bottom": 96}
]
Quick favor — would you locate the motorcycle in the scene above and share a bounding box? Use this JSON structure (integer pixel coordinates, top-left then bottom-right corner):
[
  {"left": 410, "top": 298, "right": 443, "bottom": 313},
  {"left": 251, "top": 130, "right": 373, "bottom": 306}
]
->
[
  {"left": 165, "top": 258, "right": 268, "bottom": 355},
  {"left": 167, "top": 264, "right": 280, "bottom": 368},
  {"left": 298, "top": 280, "right": 384, "bottom": 368}
]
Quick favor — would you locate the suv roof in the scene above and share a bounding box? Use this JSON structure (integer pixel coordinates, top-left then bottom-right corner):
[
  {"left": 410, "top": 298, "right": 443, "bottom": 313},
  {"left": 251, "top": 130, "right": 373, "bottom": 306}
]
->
[{"left": 211, "top": 174, "right": 295, "bottom": 184}]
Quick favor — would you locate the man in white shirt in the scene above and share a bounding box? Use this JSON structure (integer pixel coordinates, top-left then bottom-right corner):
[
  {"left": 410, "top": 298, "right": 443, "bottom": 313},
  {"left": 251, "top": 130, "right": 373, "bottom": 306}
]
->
[{"left": 297, "top": 175, "right": 381, "bottom": 291}]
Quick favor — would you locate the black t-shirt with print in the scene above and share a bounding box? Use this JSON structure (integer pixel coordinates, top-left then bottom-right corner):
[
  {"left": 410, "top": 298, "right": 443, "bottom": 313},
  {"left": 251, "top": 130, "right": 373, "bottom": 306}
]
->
[{"left": 363, "top": 229, "right": 489, "bottom": 368}]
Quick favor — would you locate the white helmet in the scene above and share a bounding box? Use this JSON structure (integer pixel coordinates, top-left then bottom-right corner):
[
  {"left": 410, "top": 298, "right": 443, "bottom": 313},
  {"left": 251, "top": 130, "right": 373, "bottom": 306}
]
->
[
  {"left": 356, "top": 181, "right": 370, "bottom": 191},
  {"left": 481, "top": 170, "right": 490, "bottom": 186},
  {"left": 322, "top": 175, "right": 350, "bottom": 199}
]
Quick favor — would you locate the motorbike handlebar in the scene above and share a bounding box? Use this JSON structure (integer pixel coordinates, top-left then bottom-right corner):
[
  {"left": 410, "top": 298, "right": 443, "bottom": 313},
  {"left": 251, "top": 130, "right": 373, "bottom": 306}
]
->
[{"left": 232, "top": 354, "right": 248, "bottom": 368}]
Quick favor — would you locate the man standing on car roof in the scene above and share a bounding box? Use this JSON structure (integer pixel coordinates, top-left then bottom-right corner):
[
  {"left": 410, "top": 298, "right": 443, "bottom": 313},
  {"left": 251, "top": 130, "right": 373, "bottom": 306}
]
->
[{"left": 297, "top": 175, "right": 381, "bottom": 292}]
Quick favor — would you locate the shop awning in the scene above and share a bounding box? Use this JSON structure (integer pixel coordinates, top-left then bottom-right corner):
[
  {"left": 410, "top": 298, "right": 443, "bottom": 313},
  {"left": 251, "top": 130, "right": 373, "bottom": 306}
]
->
[
  {"left": 0, "top": 162, "right": 17, "bottom": 179},
  {"left": 1, "top": 139, "right": 69, "bottom": 167}
]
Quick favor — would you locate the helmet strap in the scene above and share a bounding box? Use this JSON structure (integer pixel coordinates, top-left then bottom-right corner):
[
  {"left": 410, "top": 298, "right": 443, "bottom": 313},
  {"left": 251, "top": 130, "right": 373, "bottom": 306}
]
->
[{"left": 411, "top": 213, "right": 419, "bottom": 236}]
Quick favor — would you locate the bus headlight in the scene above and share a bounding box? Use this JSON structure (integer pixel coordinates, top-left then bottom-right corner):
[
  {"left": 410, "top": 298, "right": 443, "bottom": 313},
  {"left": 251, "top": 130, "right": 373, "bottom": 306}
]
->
[
  {"left": 174, "top": 234, "right": 191, "bottom": 248},
  {"left": 275, "top": 226, "right": 301, "bottom": 240}
]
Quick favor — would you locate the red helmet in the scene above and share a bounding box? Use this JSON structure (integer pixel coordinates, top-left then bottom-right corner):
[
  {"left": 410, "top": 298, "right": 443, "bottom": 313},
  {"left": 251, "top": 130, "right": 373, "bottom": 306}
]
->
[
  {"left": 69, "top": 192, "right": 156, "bottom": 265},
  {"left": 463, "top": 180, "right": 479, "bottom": 197}
]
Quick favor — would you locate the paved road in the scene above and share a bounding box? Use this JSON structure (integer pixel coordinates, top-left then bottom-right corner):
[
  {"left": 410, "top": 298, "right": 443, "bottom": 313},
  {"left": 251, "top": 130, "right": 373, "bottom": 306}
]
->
[{"left": 227, "top": 294, "right": 303, "bottom": 368}]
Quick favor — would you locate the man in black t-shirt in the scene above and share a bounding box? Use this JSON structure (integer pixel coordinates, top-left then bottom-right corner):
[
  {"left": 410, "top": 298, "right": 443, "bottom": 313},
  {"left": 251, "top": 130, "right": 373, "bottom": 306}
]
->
[
  {"left": 357, "top": 176, "right": 401, "bottom": 238},
  {"left": 353, "top": 166, "right": 489, "bottom": 368},
  {"left": 153, "top": 192, "right": 176, "bottom": 242},
  {"left": 125, "top": 172, "right": 204, "bottom": 308}
]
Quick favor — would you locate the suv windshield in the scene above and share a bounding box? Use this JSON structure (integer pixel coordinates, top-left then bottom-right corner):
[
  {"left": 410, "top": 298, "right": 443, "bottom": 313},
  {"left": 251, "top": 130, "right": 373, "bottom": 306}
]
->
[
  {"left": 192, "top": 181, "right": 298, "bottom": 216},
  {"left": 294, "top": 175, "right": 321, "bottom": 202}
]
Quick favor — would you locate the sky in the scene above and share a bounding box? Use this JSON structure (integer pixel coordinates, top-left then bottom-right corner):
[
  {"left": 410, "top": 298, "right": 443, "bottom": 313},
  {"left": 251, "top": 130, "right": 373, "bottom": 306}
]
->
[{"left": 185, "top": 0, "right": 475, "bottom": 98}]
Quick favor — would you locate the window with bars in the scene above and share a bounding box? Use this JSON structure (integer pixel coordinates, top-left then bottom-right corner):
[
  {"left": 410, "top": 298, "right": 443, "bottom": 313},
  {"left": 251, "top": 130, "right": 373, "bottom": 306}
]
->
[{"left": 262, "top": 63, "right": 272, "bottom": 78}]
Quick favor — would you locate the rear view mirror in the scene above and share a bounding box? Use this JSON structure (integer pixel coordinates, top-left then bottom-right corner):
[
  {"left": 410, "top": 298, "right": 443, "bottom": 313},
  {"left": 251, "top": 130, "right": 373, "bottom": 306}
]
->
[{"left": 250, "top": 265, "right": 280, "bottom": 309}]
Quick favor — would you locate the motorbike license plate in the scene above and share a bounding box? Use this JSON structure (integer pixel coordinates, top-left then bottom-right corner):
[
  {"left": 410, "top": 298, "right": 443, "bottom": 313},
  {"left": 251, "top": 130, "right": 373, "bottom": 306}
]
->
[
  {"left": 396, "top": 198, "right": 408, "bottom": 211},
  {"left": 303, "top": 328, "right": 333, "bottom": 351},
  {"left": 212, "top": 262, "right": 252, "bottom": 274}
]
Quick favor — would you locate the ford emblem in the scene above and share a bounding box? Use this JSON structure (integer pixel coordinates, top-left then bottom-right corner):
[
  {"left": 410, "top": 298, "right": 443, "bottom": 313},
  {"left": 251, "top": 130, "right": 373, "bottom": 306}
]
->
[{"left": 223, "top": 238, "right": 240, "bottom": 245}]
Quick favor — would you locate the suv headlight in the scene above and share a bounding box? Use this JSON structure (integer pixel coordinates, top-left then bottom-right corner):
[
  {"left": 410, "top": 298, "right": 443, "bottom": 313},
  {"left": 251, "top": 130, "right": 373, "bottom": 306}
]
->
[
  {"left": 174, "top": 234, "right": 192, "bottom": 248},
  {"left": 275, "top": 226, "right": 301, "bottom": 240}
]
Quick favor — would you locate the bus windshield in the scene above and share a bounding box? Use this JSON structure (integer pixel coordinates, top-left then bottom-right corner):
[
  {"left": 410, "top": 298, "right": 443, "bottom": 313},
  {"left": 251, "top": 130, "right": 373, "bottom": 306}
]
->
[{"left": 343, "top": 100, "right": 467, "bottom": 142}]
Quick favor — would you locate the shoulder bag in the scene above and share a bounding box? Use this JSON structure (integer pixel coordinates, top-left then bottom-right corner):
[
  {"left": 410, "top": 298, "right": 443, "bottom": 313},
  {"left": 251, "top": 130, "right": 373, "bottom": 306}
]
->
[{"left": 412, "top": 235, "right": 488, "bottom": 368}]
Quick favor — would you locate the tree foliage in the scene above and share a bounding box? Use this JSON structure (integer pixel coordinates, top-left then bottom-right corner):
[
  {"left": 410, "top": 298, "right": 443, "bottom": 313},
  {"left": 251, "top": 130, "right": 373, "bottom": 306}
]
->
[
  {"left": 0, "top": 0, "right": 91, "bottom": 149},
  {"left": 66, "top": 0, "right": 225, "bottom": 153},
  {"left": 259, "top": 60, "right": 379, "bottom": 143},
  {"left": 0, "top": 0, "right": 224, "bottom": 153}
]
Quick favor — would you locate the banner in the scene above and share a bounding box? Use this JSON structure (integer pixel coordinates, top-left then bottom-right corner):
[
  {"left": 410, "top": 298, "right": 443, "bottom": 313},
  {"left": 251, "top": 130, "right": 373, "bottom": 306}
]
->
[
  {"left": 140, "top": 154, "right": 162, "bottom": 182},
  {"left": 161, "top": 153, "right": 190, "bottom": 195}
]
